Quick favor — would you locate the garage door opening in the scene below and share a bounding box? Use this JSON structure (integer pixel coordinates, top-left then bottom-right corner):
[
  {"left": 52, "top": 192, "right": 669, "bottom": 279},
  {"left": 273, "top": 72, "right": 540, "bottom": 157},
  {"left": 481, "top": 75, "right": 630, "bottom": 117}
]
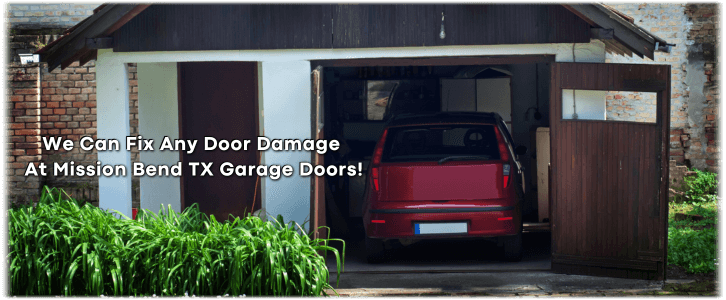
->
[{"left": 312, "top": 56, "right": 555, "bottom": 272}]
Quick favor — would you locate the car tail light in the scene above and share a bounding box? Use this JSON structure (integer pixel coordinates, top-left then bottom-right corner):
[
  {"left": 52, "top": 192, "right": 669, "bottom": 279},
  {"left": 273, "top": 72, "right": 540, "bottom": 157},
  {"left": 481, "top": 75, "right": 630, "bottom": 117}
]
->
[
  {"left": 503, "top": 164, "right": 511, "bottom": 188},
  {"left": 494, "top": 127, "right": 509, "bottom": 163},
  {"left": 372, "top": 168, "right": 380, "bottom": 191},
  {"left": 371, "top": 129, "right": 388, "bottom": 165},
  {"left": 370, "top": 129, "right": 388, "bottom": 192}
]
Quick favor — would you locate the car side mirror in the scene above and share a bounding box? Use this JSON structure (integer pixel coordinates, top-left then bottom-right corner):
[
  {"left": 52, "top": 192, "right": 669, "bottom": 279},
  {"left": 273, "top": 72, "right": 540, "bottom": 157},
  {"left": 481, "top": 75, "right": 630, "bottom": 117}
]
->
[{"left": 514, "top": 145, "right": 527, "bottom": 156}]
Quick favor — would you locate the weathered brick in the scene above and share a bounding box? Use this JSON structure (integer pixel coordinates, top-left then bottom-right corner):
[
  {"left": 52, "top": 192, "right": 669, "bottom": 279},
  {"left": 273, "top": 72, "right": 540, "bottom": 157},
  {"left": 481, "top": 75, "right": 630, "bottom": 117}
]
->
[
  {"left": 25, "top": 136, "right": 41, "bottom": 143},
  {"left": 15, "top": 116, "right": 40, "bottom": 123},
  {"left": 25, "top": 109, "right": 41, "bottom": 116},
  {"left": 15, "top": 102, "right": 40, "bottom": 109},
  {"left": 15, "top": 143, "right": 41, "bottom": 149},
  {"left": 9, "top": 123, "right": 25, "bottom": 129},
  {"left": 14, "top": 88, "right": 37, "bottom": 95}
]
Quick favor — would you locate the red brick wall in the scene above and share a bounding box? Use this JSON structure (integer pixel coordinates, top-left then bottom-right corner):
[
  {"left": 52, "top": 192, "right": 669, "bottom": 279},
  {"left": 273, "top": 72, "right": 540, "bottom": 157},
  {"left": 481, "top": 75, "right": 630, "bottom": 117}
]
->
[
  {"left": 7, "top": 37, "right": 139, "bottom": 204},
  {"left": 685, "top": 4, "right": 719, "bottom": 172},
  {"left": 8, "top": 62, "right": 43, "bottom": 204}
]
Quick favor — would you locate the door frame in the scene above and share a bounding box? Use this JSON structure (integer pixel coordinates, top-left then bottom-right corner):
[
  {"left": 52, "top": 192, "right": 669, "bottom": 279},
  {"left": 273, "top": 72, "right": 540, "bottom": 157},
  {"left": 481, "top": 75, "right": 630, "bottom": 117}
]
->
[{"left": 308, "top": 54, "right": 554, "bottom": 235}]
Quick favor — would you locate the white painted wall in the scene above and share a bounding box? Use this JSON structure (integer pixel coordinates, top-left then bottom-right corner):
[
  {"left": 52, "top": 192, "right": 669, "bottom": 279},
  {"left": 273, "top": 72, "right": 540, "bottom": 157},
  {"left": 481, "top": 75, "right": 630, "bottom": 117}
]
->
[
  {"left": 137, "top": 63, "right": 181, "bottom": 213},
  {"left": 562, "top": 89, "right": 607, "bottom": 120},
  {"left": 259, "top": 60, "right": 312, "bottom": 230},
  {"left": 96, "top": 49, "right": 133, "bottom": 218},
  {"left": 477, "top": 78, "right": 512, "bottom": 123},
  {"left": 100, "top": 41, "right": 607, "bottom": 64}
]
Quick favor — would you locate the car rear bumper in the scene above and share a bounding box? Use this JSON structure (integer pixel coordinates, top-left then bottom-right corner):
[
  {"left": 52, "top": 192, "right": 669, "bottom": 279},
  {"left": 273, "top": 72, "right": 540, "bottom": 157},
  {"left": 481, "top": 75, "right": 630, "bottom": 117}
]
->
[{"left": 364, "top": 207, "right": 519, "bottom": 239}]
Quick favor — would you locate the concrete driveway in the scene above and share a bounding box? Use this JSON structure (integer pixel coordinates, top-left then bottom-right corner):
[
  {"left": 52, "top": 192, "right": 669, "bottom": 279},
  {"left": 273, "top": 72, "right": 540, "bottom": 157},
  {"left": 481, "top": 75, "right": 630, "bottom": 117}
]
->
[{"left": 325, "top": 232, "right": 665, "bottom": 296}]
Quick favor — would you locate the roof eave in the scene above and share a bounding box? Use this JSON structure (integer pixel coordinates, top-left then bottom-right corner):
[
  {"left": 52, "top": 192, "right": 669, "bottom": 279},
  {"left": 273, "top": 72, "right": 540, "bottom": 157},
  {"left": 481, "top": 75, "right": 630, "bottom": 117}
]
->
[
  {"left": 37, "top": 4, "right": 149, "bottom": 71},
  {"left": 563, "top": 4, "right": 673, "bottom": 60}
]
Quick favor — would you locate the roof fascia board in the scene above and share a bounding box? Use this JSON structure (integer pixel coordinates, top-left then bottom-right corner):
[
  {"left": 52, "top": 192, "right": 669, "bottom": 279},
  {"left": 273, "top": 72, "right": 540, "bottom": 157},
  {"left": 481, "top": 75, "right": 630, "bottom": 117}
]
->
[
  {"left": 564, "top": 4, "right": 655, "bottom": 59},
  {"left": 45, "top": 4, "right": 144, "bottom": 70},
  {"left": 591, "top": 4, "right": 665, "bottom": 45},
  {"left": 44, "top": 4, "right": 116, "bottom": 57}
]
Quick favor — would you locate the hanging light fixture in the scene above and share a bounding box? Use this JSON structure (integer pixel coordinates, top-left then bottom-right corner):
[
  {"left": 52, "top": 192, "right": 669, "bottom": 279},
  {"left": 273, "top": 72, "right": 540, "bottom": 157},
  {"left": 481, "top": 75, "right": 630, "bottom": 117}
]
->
[{"left": 439, "top": 12, "right": 446, "bottom": 39}]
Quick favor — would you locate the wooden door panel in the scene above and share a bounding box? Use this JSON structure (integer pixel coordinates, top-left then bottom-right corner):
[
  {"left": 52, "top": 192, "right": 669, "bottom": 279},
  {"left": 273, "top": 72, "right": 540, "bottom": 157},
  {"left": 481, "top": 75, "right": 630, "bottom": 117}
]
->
[
  {"left": 550, "top": 62, "right": 670, "bottom": 280},
  {"left": 178, "top": 62, "right": 260, "bottom": 219}
]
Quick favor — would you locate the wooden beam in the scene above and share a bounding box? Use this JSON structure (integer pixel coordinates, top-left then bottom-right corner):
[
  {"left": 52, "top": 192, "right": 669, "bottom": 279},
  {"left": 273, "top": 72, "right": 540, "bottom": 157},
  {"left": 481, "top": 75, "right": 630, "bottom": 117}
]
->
[
  {"left": 86, "top": 37, "right": 114, "bottom": 49},
  {"left": 78, "top": 49, "right": 97, "bottom": 67},
  {"left": 607, "top": 39, "right": 633, "bottom": 56},
  {"left": 311, "top": 55, "right": 555, "bottom": 68},
  {"left": 590, "top": 28, "right": 614, "bottom": 40},
  {"left": 564, "top": 4, "right": 656, "bottom": 59},
  {"left": 603, "top": 38, "right": 633, "bottom": 57},
  {"left": 46, "top": 5, "right": 146, "bottom": 71}
]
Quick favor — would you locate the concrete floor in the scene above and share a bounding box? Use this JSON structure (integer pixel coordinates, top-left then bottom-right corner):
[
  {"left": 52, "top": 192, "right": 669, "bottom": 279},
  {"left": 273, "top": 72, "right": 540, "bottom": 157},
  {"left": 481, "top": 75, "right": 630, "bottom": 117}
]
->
[
  {"left": 327, "top": 232, "right": 551, "bottom": 273},
  {"left": 324, "top": 221, "right": 665, "bottom": 294}
]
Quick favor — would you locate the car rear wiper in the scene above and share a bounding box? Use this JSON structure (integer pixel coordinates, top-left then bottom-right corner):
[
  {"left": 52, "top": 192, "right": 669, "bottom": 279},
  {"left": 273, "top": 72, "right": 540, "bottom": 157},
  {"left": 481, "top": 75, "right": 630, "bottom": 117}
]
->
[{"left": 437, "top": 155, "right": 491, "bottom": 165}]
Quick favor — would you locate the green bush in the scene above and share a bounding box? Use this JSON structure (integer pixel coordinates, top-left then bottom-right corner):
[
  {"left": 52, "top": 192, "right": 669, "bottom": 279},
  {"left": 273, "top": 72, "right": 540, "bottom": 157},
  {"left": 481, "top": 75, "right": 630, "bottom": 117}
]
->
[
  {"left": 668, "top": 226, "right": 717, "bottom": 274},
  {"left": 9, "top": 186, "right": 344, "bottom": 296},
  {"left": 681, "top": 169, "right": 718, "bottom": 203}
]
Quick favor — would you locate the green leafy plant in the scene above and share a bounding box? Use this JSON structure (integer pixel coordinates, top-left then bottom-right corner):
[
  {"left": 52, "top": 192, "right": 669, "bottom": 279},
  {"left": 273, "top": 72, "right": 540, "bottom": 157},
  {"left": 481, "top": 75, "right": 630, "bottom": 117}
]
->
[
  {"left": 668, "top": 227, "right": 717, "bottom": 274},
  {"left": 682, "top": 169, "right": 718, "bottom": 203},
  {"left": 9, "top": 186, "right": 344, "bottom": 296}
]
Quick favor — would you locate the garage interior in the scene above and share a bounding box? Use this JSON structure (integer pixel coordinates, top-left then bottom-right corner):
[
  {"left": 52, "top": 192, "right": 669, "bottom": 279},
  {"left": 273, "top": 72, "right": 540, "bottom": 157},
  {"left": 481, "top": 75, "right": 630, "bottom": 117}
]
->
[{"left": 317, "top": 57, "right": 555, "bottom": 271}]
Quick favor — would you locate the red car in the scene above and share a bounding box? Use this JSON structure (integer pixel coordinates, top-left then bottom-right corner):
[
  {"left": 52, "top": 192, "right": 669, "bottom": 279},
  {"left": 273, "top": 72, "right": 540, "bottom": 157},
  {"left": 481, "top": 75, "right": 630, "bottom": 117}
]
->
[{"left": 362, "top": 112, "right": 526, "bottom": 262}]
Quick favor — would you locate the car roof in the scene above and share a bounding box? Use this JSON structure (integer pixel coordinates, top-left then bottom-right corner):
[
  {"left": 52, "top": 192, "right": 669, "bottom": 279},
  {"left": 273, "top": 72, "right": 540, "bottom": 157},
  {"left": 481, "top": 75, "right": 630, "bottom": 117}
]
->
[{"left": 386, "top": 112, "right": 502, "bottom": 127}]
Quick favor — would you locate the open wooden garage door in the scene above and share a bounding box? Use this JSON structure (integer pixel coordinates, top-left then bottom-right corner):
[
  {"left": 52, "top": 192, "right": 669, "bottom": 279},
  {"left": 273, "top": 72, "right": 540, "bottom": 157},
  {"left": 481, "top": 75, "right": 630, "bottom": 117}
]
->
[
  {"left": 549, "top": 62, "right": 670, "bottom": 280},
  {"left": 178, "top": 62, "right": 261, "bottom": 219}
]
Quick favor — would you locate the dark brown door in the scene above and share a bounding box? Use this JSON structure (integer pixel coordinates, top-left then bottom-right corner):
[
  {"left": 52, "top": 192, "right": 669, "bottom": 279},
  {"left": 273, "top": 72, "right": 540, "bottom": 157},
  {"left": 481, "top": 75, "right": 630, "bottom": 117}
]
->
[
  {"left": 550, "top": 62, "right": 670, "bottom": 280},
  {"left": 310, "top": 65, "right": 326, "bottom": 238},
  {"left": 178, "top": 62, "right": 260, "bottom": 219}
]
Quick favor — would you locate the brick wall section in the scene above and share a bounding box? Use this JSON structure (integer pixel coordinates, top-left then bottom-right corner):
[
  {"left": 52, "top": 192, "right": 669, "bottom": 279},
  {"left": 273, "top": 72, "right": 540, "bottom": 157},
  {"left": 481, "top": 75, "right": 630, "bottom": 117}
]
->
[
  {"left": 606, "top": 91, "right": 657, "bottom": 123},
  {"left": 8, "top": 62, "right": 43, "bottom": 204},
  {"left": 8, "top": 35, "right": 60, "bottom": 63},
  {"left": 40, "top": 61, "right": 99, "bottom": 186},
  {"left": 605, "top": 3, "right": 719, "bottom": 173},
  {"left": 685, "top": 4, "right": 719, "bottom": 172},
  {"left": 6, "top": 34, "right": 140, "bottom": 205},
  {"left": 8, "top": 4, "right": 99, "bottom": 30}
]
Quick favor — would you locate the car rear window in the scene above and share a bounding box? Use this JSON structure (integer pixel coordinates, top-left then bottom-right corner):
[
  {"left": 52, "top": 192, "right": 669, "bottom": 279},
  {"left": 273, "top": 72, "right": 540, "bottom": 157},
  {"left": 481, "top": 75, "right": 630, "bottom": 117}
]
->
[{"left": 381, "top": 124, "right": 501, "bottom": 163}]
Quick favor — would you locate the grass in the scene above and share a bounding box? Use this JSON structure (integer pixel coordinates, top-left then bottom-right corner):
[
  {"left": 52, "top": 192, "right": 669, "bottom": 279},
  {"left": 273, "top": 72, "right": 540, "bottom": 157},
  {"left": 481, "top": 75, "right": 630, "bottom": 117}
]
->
[
  {"left": 666, "top": 168, "right": 718, "bottom": 274},
  {"left": 9, "top": 186, "right": 344, "bottom": 296}
]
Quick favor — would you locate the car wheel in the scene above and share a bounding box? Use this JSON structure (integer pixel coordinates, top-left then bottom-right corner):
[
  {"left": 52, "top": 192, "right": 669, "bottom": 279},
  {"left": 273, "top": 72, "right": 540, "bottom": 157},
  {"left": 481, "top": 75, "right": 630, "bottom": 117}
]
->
[
  {"left": 365, "top": 235, "right": 387, "bottom": 263},
  {"left": 502, "top": 233, "right": 523, "bottom": 262}
]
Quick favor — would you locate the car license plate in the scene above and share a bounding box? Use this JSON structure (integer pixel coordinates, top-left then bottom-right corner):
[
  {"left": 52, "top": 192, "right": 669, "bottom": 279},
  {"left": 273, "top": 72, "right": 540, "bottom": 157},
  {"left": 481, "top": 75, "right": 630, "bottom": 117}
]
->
[{"left": 414, "top": 222, "right": 467, "bottom": 235}]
